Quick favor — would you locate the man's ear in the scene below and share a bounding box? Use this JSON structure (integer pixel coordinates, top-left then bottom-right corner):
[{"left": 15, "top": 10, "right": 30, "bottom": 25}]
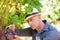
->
[
  {"left": 39, "top": 14, "right": 41, "bottom": 17},
  {"left": 38, "top": 14, "right": 41, "bottom": 18}
]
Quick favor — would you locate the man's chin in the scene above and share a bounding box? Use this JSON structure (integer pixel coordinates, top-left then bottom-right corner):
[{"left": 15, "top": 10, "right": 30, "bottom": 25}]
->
[{"left": 31, "top": 28, "right": 35, "bottom": 30}]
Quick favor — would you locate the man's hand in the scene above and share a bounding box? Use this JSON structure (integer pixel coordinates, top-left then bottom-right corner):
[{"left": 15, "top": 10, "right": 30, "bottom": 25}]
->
[
  {"left": 8, "top": 35, "right": 14, "bottom": 40},
  {"left": 14, "top": 35, "right": 21, "bottom": 40},
  {"left": 8, "top": 35, "right": 20, "bottom": 40}
]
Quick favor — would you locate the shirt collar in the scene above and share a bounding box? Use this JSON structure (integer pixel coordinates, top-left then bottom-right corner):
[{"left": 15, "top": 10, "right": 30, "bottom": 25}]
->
[{"left": 41, "top": 20, "right": 49, "bottom": 32}]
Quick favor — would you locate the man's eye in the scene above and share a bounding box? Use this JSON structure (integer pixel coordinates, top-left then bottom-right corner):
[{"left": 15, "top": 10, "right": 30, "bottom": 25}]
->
[
  {"left": 30, "top": 19, "right": 32, "bottom": 21},
  {"left": 27, "top": 20, "right": 30, "bottom": 22}
]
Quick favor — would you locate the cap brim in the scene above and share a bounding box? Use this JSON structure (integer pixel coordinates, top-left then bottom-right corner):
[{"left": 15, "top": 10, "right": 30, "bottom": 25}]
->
[{"left": 25, "top": 14, "right": 40, "bottom": 21}]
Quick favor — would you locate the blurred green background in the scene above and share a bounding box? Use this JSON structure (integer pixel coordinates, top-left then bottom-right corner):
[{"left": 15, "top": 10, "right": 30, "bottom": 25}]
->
[{"left": 0, "top": 0, "right": 60, "bottom": 31}]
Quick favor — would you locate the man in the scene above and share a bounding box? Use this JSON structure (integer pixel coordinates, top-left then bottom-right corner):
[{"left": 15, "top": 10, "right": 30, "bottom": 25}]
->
[
  {"left": 24, "top": 11, "right": 60, "bottom": 40},
  {"left": 7, "top": 9, "right": 60, "bottom": 40}
]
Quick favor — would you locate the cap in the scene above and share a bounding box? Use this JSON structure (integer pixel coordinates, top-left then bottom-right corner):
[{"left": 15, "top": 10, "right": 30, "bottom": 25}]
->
[{"left": 25, "top": 8, "right": 40, "bottom": 21}]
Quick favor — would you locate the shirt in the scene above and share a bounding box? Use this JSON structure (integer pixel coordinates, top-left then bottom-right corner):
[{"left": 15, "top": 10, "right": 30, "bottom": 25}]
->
[{"left": 32, "top": 20, "right": 60, "bottom": 40}]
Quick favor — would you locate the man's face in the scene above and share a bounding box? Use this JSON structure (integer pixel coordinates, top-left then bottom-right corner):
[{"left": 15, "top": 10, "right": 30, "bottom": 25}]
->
[{"left": 26, "top": 15, "right": 41, "bottom": 30}]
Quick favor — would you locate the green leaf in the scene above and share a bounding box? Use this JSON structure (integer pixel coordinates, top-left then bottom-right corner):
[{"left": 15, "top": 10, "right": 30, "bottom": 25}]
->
[
  {"left": 11, "top": 15, "right": 18, "bottom": 25},
  {"left": 35, "top": 6, "right": 41, "bottom": 12}
]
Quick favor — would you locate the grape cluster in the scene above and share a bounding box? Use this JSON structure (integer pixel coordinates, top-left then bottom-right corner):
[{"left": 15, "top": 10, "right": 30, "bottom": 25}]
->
[{"left": 5, "top": 28, "right": 17, "bottom": 39}]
